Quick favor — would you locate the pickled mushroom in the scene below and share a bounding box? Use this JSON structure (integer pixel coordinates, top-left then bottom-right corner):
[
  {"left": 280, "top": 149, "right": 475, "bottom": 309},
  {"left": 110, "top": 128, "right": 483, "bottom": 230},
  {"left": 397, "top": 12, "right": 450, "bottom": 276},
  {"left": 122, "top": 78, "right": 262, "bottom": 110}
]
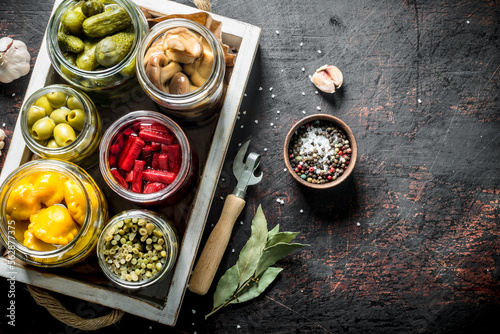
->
[
  {"left": 169, "top": 72, "right": 190, "bottom": 95},
  {"left": 163, "top": 27, "right": 203, "bottom": 64}
]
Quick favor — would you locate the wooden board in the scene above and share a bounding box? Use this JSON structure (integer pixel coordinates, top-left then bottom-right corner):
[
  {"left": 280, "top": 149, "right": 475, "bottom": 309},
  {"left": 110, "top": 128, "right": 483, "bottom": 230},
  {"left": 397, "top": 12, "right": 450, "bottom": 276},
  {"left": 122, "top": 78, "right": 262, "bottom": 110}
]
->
[{"left": 0, "top": 0, "right": 261, "bottom": 326}]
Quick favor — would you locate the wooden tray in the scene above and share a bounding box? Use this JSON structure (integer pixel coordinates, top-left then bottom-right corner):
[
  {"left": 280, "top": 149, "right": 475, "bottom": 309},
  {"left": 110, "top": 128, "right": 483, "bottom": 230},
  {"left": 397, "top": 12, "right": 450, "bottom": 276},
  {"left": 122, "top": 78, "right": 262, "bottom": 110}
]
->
[{"left": 0, "top": 0, "right": 260, "bottom": 326}]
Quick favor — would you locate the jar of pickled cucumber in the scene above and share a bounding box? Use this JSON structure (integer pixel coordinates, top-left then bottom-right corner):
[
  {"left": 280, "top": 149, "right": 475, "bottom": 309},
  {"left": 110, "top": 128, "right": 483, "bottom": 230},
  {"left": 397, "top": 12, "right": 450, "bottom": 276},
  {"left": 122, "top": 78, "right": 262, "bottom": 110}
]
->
[
  {"left": 46, "top": 0, "right": 148, "bottom": 106},
  {"left": 136, "top": 19, "right": 226, "bottom": 125},
  {"left": 0, "top": 159, "right": 109, "bottom": 267},
  {"left": 20, "top": 84, "right": 101, "bottom": 169},
  {"left": 96, "top": 209, "right": 179, "bottom": 289}
]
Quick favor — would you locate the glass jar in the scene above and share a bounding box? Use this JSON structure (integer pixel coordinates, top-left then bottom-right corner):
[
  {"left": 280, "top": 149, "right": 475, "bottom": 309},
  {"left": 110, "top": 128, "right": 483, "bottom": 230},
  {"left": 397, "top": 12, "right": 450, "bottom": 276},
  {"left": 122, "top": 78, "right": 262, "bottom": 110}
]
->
[
  {"left": 0, "top": 159, "right": 109, "bottom": 267},
  {"left": 136, "top": 19, "right": 226, "bottom": 125},
  {"left": 96, "top": 209, "right": 179, "bottom": 289},
  {"left": 99, "top": 110, "right": 197, "bottom": 206},
  {"left": 20, "top": 84, "right": 101, "bottom": 170},
  {"left": 46, "top": 0, "right": 148, "bottom": 106}
]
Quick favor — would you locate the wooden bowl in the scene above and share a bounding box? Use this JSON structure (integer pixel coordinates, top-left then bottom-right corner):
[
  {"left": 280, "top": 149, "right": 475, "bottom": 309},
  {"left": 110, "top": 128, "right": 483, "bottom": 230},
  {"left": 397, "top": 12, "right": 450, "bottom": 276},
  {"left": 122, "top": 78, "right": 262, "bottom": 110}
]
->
[{"left": 283, "top": 114, "right": 357, "bottom": 189}]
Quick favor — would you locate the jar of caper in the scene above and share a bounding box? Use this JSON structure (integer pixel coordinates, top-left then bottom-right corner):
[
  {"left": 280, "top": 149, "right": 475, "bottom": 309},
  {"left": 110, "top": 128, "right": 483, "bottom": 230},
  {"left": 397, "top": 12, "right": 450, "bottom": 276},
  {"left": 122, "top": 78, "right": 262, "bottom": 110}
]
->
[
  {"left": 20, "top": 84, "right": 101, "bottom": 169},
  {"left": 96, "top": 209, "right": 179, "bottom": 289}
]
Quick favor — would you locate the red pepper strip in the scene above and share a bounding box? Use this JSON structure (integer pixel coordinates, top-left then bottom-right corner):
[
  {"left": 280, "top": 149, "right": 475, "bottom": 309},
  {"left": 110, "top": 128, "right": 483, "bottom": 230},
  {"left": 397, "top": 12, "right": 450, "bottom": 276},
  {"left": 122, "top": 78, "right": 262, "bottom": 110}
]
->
[
  {"left": 142, "top": 170, "right": 177, "bottom": 184},
  {"left": 142, "top": 144, "right": 153, "bottom": 158},
  {"left": 164, "top": 144, "right": 181, "bottom": 173},
  {"left": 143, "top": 181, "right": 168, "bottom": 194},
  {"left": 125, "top": 170, "right": 134, "bottom": 183},
  {"left": 111, "top": 169, "right": 128, "bottom": 189},
  {"left": 119, "top": 136, "right": 145, "bottom": 172},
  {"left": 151, "top": 142, "right": 161, "bottom": 151},
  {"left": 131, "top": 160, "right": 145, "bottom": 193},
  {"left": 152, "top": 153, "right": 160, "bottom": 170},
  {"left": 109, "top": 154, "right": 117, "bottom": 167},
  {"left": 123, "top": 128, "right": 136, "bottom": 137},
  {"left": 158, "top": 154, "right": 169, "bottom": 171},
  {"left": 139, "top": 122, "right": 170, "bottom": 134},
  {"left": 139, "top": 130, "right": 174, "bottom": 145},
  {"left": 118, "top": 134, "right": 136, "bottom": 166}
]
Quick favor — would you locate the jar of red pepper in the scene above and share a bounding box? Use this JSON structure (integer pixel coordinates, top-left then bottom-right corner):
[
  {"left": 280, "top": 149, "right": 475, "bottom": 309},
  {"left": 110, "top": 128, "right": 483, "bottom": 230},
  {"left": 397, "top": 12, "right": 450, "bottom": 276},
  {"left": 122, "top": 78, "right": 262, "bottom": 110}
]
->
[{"left": 99, "top": 110, "right": 197, "bottom": 205}]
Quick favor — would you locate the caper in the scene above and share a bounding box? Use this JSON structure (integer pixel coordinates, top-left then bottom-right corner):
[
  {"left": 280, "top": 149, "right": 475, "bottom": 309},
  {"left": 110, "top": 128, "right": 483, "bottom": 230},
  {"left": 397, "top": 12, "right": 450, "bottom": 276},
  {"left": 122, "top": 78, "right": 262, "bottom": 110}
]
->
[
  {"left": 26, "top": 105, "right": 46, "bottom": 127},
  {"left": 46, "top": 91, "right": 68, "bottom": 109},
  {"left": 46, "top": 139, "right": 60, "bottom": 149},
  {"left": 50, "top": 108, "right": 71, "bottom": 124},
  {"left": 34, "top": 96, "right": 54, "bottom": 116},
  {"left": 31, "top": 117, "right": 56, "bottom": 140},
  {"left": 53, "top": 123, "right": 76, "bottom": 147},
  {"left": 66, "top": 95, "right": 84, "bottom": 110}
]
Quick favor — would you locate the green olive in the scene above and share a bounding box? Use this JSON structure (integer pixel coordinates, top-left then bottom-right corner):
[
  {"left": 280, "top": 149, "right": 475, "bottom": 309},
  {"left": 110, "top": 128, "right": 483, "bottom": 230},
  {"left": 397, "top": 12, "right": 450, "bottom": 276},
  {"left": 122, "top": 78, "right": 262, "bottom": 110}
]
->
[
  {"left": 53, "top": 123, "right": 76, "bottom": 147},
  {"left": 27, "top": 105, "right": 46, "bottom": 127},
  {"left": 46, "top": 139, "right": 60, "bottom": 149},
  {"left": 31, "top": 117, "right": 56, "bottom": 140},
  {"left": 46, "top": 91, "right": 68, "bottom": 109},
  {"left": 66, "top": 96, "right": 84, "bottom": 110},
  {"left": 67, "top": 109, "right": 86, "bottom": 132},
  {"left": 34, "top": 96, "right": 54, "bottom": 116},
  {"left": 50, "top": 108, "right": 71, "bottom": 124}
]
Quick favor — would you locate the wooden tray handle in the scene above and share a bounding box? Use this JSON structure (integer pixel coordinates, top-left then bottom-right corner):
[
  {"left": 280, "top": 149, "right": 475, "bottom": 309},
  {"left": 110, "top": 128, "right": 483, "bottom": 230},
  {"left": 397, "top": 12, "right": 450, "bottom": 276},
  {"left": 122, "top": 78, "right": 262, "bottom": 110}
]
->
[{"left": 189, "top": 194, "right": 246, "bottom": 295}]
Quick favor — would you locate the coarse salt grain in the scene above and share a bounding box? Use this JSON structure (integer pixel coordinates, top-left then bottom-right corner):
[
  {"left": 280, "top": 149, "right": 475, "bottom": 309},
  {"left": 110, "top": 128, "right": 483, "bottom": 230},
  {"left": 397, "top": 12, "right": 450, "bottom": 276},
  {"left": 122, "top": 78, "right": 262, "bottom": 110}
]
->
[
  {"left": 259, "top": 87, "right": 263, "bottom": 91},
  {"left": 300, "top": 209, "right": 303, "bottom": 213},
  {"left": 318, "top": 50, "right": 322, "bottom": 54},
  {"left": 269, "top": 87, "right": 273, "bottom": 91},
  {"left": 302, "top": 92, "right": 305, "bottom": 96},
  {"left": 12, "top": 93, "right": 15, "bottom": 97},
  {"left": 277, "top": 110, "right": 280, "bottom": 114},
  {"left": 276, "top": 30, "right": 280, "bottom": 34},
  {"left": 357, "top": 222, "right": 361, "bottom": 226},
  {"left": 192, "top": 309, "right": 196, "bottom": 314},
  {"left": 271, "top": 94, "right": 275, "bottom": 98},
  {"left": 418, "top": 98, "right": 422, "bottom": 104},
  {"left": 300, "top": 42, "right": 303, "bottom": 47},
  {"left": 270, "top": 122, "right": 274, "bottom": 126},
  {"left": 316, "top": 106, "right": 321, "bottom": 110},
  {"left": 243, "top": 111, "right": 247, "bottom": 114},
  {"left": 302, "top": 67, "right": 305, "bottom": 72},
  {"left": 284, "top": 168, "right": 287, "bottom": 172},
  {"left": 315, "top": 91, "right": 319, "bottom": 95},
  {"left": 244, "top": 93, "right": 247, "bottom": 97},
  {"left": 264, "top": 148, "right": 268, "bottom": 151},
  {"left": 240, "top": 221, "right": 244, "bottom": 224},
  {"left": 302, "top": 110, "right": 306, "bottom": 114},
  {"left": 255, "top": 120, "right": 258, "bottom": 124},
  {"left": 241, "top": 125, "right": 244, "bottom": 128}
]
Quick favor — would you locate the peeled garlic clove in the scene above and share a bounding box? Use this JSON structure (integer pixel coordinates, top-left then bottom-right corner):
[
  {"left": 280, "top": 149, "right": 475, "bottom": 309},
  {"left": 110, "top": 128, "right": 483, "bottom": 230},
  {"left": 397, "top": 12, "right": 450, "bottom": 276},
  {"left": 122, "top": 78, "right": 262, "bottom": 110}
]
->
[{"left": 310, "top": 65, "right": 343, "bottom": 93}]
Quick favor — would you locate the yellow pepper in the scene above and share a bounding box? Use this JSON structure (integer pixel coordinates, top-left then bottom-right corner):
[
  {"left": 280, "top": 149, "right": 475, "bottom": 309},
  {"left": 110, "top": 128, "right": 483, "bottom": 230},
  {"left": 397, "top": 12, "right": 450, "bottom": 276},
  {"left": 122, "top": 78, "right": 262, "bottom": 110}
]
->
[
  {"left": 29, "top": 205, "right": 79, "bottom": 245},
  {"left": 31, "top": 171, "right": 67, "bottom": 206},
  {"left": 5, "top": 178, "right": 42, "bottom": 221},
  {"left": 64, "top": 180, "right": 97, "bottom": 225},
  {"left": 23, "top": 230, "right": 57, "bottom": 252}
]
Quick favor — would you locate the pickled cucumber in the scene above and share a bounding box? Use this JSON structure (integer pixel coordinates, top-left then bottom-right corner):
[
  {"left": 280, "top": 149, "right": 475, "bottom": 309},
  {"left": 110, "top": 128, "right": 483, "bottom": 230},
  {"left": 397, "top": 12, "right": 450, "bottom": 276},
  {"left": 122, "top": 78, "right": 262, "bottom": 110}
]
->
[
  {"left": 95, "top": 30, "right": 134, "bottom": 67},
  {"left": 81, "top": 0, "right": 104, "bottom": 18},
  {"left": 82, "top": 5, "right": 132, "bottom": 38},
  {"left": 58, "top": 32, "right": 84, "bottom": 53},
  {"left": 62, "top": 9, "right": 86, "bottom": 36},
  {"left": 76, "top": 40, "right": 99, "bottom": 71}
]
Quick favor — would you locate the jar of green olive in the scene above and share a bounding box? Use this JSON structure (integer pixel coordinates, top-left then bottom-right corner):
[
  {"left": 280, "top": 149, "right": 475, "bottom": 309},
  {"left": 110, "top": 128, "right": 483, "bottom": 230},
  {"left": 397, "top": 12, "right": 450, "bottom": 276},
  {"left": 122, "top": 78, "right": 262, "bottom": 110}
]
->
[
  {"left": 96, "top": 209, "right": 179, "bottom": 289},
  {"left": 20, "top": 84, "right": 101, "bottom": 169},
  {"left": 46, "top": 0, "right": 148, "bottom": 106}
]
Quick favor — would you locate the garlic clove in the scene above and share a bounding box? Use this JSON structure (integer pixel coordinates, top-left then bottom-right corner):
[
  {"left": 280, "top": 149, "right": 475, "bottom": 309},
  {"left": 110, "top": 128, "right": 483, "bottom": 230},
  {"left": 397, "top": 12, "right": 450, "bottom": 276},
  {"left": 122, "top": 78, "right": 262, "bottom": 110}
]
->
[{"left": 310, "top": 65, "right": 343, "bottom": 93}]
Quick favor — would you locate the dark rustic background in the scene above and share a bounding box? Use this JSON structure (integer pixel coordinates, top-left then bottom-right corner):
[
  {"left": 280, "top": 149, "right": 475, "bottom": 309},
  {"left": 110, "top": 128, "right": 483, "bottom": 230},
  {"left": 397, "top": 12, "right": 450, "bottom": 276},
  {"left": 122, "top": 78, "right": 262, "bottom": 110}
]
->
[{"left": 1, "top": 0, "right": 499, "bottom": 333}]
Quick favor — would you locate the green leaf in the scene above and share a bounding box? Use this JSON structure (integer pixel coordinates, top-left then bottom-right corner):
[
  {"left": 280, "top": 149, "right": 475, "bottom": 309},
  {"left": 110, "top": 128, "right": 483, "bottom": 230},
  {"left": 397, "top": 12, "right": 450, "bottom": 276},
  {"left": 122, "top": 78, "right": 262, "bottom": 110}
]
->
[
  {"left": 235, "top": 205, "right": 268, "bottom": 287},
  {"left": 212, "top": 264, "right": 239, "bottom": 309},
  {"left": 230, "top": 267, "right": 283, "bottom": 304},
  {"left": 268, "top": 224, "right": 280, "bottom": 239},
  {"left": 255, "top": 242, "right": 307, "bottom": 277},
  {"left": 266, "top": 231, "right": 299, "bottom": 248}
]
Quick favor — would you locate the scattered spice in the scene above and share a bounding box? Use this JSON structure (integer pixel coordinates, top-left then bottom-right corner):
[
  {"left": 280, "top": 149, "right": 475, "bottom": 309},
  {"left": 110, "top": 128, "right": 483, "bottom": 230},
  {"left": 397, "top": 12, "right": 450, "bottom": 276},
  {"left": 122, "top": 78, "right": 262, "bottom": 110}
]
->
[{"left": 288, "top": 120, "right": 352, "bottom": 184}]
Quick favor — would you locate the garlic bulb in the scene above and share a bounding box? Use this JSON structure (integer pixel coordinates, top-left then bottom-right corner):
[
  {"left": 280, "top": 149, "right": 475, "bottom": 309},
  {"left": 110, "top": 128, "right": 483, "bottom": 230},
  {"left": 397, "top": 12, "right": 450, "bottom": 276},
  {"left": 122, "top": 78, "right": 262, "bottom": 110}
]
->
[
  {"left": 0, "top": 37, "right": 31, "bottom": 84},
  {"left": 0, "top": 128, "right": 5, "bottom": 157},
  {"left": 310, "top": 65, "right": 343, "bottom": 93}
]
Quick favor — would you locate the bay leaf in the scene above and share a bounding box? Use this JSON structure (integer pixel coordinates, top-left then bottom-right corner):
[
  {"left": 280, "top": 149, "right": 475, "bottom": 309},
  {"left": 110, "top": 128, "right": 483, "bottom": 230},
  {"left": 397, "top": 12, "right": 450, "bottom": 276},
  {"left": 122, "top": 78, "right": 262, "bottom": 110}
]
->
[
  {"left": 235, "top": 205, "right": 268, "bottom": 287},
  {"left": 255, "top": 242, "right": 307, "bottom": 277},
  {"left": 212, "top": 264, "right": 239, "bottom": 309},
  {"left": 268, "top": 224, "right": 280, "bottom": 239},
  {"left": 266, "top": 231, "right": 299, "bottom": 249},
  {"left": 230, "top": 267, "right": 283, "bottom": 304}
]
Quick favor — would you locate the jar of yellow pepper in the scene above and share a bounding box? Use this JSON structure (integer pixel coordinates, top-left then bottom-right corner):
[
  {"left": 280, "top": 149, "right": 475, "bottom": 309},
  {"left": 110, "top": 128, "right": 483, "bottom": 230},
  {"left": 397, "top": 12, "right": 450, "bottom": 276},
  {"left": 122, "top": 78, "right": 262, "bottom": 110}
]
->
[{"left": 0, "top": 159, "right": 108, "bottom": 267}]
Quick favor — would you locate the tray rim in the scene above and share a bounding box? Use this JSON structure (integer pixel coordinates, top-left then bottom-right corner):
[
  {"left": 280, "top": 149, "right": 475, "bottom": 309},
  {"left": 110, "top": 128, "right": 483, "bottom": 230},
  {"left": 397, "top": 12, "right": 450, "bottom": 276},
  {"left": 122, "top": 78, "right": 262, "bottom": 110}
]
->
[{"left": 0, "top": 0, "right": 261, "bottom": 326}]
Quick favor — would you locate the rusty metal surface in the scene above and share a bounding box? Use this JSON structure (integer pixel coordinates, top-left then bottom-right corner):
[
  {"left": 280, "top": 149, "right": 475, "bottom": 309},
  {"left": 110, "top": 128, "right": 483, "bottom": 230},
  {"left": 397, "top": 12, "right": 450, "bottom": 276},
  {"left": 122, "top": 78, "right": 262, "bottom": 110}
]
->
[{"left": 1, "top": 0, "right": 499, "bottom": 333}]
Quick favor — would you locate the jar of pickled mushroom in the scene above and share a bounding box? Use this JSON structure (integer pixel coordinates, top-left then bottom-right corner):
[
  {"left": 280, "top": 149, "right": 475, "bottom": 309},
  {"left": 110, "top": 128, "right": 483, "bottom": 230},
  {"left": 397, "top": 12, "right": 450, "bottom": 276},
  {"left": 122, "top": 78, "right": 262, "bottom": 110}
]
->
[
  {"left": 99, "top": 110, "right": 197, "bottom": 206},
  {"left": 46, "top": 0, "right": 148, "bottom": 106},
  {"left": 96, "top": 209, "right": 179, "bottom": 288},
  {"left": 20, "top": 84, "right": 101, "bottom": 169},
  {"left": 0, "top": 159, "right": 109, "bottom": 267},
  {"left": 136, "top": 19, "right": 226, "bottom": 125}
]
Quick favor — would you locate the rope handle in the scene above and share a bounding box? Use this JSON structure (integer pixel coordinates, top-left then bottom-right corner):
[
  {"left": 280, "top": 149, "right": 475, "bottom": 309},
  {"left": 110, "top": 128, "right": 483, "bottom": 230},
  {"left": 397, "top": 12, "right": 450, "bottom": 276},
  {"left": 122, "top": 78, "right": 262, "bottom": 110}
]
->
[{"left": 27, "top": 0, "right": 211, "bottom": 330}]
